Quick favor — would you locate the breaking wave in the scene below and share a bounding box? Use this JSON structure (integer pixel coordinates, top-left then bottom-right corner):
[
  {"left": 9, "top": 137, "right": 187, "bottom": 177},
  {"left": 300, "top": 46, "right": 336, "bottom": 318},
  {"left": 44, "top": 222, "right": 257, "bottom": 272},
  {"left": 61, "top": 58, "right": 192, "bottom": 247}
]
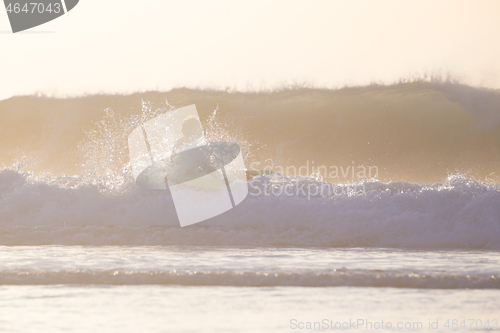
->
[
  {"left": 0, "top": 168, "right": 499, "bottom": 249},
  {"left": 1, "top": 81, "right": 500, "bottom": 183},
  {"left": 1, "top": 81, "right": 499, "bottom": 249}
]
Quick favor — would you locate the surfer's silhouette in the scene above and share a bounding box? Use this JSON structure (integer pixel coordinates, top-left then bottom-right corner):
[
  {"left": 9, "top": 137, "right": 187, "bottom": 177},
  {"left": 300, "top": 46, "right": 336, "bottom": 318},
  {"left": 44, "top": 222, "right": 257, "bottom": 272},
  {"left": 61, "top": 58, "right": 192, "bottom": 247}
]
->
[
  {"left": 168, "top": 117, "right": 213, "bottom": 184},
  {"left": 172, "top": 116, "right": 205, "bottom": 153}
]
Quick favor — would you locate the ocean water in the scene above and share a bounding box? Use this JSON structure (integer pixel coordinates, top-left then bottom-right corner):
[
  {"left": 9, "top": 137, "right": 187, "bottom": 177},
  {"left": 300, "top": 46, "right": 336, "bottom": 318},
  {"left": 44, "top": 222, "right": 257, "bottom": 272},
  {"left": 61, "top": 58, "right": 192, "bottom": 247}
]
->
[
  {"left": 0, "top": 246, "right": 499, "bottom": 332},
  {"left": 0, "top": 82, "right": 499, "bottom": 331}
]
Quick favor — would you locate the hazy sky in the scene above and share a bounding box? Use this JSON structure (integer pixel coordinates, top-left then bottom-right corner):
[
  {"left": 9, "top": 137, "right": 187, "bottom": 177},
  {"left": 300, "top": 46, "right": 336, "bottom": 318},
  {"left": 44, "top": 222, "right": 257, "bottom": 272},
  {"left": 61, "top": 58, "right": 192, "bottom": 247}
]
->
[{"left": 1, "top": 0, "right": 500, "bottom": 100}]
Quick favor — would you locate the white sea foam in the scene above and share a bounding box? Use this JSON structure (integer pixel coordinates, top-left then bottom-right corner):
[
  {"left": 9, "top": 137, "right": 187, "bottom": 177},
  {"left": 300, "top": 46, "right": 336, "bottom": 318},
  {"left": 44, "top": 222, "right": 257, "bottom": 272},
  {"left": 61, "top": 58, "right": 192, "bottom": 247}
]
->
[{"left": 1, "top": 168, "right": 499, "bottom": 249}]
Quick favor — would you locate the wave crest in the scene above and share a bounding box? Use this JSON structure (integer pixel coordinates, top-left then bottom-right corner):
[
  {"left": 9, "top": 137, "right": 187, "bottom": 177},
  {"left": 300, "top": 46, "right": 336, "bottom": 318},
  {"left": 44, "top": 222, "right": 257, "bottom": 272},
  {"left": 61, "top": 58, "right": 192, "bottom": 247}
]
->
[{"left": 1, "top": 169, "right": 499, "bottom": 249}]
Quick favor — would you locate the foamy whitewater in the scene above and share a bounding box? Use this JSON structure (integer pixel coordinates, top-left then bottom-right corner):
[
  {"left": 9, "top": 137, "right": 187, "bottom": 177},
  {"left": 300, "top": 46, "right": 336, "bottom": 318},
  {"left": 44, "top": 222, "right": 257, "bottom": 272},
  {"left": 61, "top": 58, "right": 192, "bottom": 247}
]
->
[
  {"left": 1, "top": 82, "right": 499, "bottom": 332},
  {"left": 0, "top": 170, "right": 499, "bottom": 249}
]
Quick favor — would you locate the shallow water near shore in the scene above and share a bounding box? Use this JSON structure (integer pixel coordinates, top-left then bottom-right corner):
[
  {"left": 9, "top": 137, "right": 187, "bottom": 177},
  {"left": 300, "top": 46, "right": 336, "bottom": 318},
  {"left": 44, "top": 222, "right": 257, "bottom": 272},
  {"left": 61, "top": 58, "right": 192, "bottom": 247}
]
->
[{"left": 0, "top": 246, "right": 499, "bottom": 332}]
